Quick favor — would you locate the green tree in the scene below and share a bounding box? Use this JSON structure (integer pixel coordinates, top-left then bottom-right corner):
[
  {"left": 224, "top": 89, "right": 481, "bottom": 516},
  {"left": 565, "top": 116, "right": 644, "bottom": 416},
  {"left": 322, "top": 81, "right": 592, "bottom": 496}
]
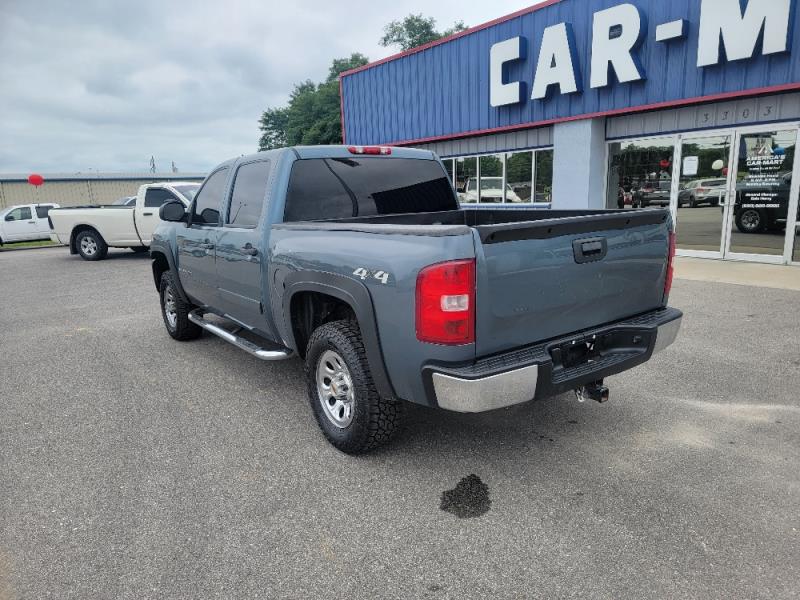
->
[
  {"left": 380, "top": 14, "right": 467, "bottom": 51},
  {"left": 257, "top": 53, "right": 369, "bottom": 150}
]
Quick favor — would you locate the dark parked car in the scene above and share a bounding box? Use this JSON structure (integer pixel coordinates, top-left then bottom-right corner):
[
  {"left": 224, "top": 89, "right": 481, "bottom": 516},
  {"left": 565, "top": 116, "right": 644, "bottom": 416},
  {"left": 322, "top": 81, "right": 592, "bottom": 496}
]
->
[
  {"left": 634, "top": 180, "right": 672, "bottom": 207},
  {"left": 150, "top": 145, "right": 681, "bottom": 453},
  {"left": 733, "top": 172, "right": 798, "bottom": 233}
]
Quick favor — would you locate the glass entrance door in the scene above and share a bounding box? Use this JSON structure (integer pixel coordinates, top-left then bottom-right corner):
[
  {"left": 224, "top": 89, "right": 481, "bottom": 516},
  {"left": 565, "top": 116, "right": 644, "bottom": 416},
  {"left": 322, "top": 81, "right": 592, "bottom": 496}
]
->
[
  {"left": 676, "top": 135, "right": 732, "bottom": 255},
  {"left": 727, "top": 129, "right": 798, "bottom": 260}
]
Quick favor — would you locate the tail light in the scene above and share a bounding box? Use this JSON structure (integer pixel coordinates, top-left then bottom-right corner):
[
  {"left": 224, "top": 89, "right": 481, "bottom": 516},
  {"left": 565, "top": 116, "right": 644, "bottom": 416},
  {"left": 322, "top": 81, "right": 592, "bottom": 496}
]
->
[
  {"left": 347, "top": 146, "right": 392, "bottom": 155},
  {"left": 664, "top": 231, "right": 677, "bottom": 298},
  {"left": 416, "top": 259, "right": 475, "bottom": 345},
  {"left": 696, "top": 187, "right": 707, "bottom": 193}
]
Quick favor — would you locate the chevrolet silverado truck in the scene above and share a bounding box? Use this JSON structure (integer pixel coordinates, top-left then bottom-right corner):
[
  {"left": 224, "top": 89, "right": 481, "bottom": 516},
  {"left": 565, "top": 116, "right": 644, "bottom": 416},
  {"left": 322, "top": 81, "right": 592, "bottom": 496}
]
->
[
  {"left": 48, "top": 181, "right": 200, "bottom": 260},
  {"left": 150, "top": 145, "right": 682, "bottom": 454}
]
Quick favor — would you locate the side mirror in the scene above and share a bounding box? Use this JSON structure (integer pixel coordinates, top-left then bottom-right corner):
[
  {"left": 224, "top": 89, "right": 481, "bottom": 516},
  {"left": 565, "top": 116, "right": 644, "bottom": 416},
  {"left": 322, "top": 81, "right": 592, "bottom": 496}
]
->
[
  {"left": 159, "top": 200, "right": 187, "bottom": 223},
  {"left": 5, "top": 214, "right": 14, "bottom": 221}
]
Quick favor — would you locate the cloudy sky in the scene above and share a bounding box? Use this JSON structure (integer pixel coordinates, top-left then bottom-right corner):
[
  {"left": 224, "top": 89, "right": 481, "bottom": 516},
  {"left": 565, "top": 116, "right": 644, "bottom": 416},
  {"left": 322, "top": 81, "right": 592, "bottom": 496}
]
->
[{"left": 0, "top": 0, "right": 536, "bottom": 175}]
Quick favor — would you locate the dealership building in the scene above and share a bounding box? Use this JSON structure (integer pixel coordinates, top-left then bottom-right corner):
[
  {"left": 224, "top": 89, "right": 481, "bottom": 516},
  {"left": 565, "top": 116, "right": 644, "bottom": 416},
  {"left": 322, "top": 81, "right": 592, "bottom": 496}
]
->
[{"left": 340, "top": 0, "right": 800, "bottom": 266}]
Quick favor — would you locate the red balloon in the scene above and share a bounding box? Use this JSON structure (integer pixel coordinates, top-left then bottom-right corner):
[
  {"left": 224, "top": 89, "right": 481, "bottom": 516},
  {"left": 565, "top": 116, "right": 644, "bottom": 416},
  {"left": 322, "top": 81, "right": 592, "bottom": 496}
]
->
[{"left": 28, "top": 174, "right": 44, "bottom": 187}]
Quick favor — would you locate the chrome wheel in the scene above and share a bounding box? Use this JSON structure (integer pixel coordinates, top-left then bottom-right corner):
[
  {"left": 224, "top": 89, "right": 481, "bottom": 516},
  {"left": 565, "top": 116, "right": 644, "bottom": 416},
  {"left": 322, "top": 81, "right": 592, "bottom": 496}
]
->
[
  {"left": 163, "top": 286, "right": 178, "bottom": 329},
  {"left": 80, "top": 235, "right": 98, "bottom": 256},
  {"left": 316, "top": 350, "right": 355, "bottom": 428}
]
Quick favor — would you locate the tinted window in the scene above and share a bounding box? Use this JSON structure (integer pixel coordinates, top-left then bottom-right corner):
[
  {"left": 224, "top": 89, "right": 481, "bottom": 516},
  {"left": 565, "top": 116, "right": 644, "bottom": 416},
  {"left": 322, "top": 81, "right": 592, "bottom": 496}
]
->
[
  {"left": 284, "top": 158, "right": 456, "bottom": 222},
  {"left": 192, "top": 169, "right": 228, "bottom": 225},
  {"left": 6, "top": 206, "right": 32, "bottom": 221},
  {"left": 144, "top": 188, "right": 178, "bottom": 208},
  {"left": 227, "top": 160, "right": 271, "bottom": 227},
  {"left": 35, "top": 205, "right": 54, "bottom": 218}
]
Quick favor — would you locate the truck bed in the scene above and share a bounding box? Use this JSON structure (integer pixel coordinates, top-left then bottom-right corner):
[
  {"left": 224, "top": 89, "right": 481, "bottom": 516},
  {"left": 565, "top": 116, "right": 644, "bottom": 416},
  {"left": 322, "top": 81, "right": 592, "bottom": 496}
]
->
[{"left": 277, "top": 207, "right": 672, "bottom": 358}]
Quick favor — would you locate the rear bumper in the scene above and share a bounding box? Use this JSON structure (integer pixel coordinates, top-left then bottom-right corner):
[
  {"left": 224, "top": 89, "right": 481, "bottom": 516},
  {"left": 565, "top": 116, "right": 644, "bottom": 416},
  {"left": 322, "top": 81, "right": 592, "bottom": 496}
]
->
[{"left": 425, "top": 307, "right": 682, "bottom": 413}]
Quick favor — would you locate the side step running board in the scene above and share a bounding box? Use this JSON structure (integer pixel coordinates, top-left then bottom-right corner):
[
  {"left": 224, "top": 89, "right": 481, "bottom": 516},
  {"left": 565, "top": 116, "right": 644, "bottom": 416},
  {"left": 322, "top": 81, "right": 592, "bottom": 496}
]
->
[{"left": 188, "top": 310, "right": 293, "bottom": 361}]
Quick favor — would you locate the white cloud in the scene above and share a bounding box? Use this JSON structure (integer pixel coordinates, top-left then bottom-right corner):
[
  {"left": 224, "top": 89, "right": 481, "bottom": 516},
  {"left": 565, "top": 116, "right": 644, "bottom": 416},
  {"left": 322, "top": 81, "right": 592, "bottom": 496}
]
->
[{"left": 0, "top": 0, "right": 536, "bottom": 173}]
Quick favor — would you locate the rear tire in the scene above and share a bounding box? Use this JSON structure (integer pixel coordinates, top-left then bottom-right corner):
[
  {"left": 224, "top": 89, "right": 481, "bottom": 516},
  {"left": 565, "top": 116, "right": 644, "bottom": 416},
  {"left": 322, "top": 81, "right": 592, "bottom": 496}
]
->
[
  {"left": 159, "top": 272, "right": 202, "bottom": 341},
  {"left": 76, "top": 229, "right": 108, "bottom": 261},
  {"left": 305, "top": 320, "right": 402, "bottom": 454}
]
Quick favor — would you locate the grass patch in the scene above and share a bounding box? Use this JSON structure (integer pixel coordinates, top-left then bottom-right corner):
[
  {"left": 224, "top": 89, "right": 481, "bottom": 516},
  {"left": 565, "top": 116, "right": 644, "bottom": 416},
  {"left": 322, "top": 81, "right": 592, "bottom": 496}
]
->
[{"left": 0, "top": 240, "right": 60, "bottom": 251}]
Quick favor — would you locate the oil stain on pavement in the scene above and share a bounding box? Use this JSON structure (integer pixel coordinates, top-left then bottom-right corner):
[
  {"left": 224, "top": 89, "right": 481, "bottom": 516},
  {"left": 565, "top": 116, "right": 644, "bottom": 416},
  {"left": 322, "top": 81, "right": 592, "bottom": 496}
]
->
[{"left": 440, "top": 474, "right": 491, "bottom": 518}]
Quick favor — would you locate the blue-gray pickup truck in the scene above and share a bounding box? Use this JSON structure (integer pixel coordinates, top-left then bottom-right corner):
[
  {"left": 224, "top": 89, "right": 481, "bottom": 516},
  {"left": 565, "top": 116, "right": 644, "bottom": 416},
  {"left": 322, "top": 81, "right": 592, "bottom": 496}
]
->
[{"left": 150, "top": 145, "right": 682, "bottom": 454}]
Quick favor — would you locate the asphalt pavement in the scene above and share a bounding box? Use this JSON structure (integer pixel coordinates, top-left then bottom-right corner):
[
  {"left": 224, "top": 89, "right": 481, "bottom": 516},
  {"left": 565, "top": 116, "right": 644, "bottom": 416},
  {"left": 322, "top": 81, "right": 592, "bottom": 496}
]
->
[
  {"left": 674, "top": 205, "right": 791, "bottom": 255},
  {"left": 1, "top": 247, "right": 799, "bottom": 599}
]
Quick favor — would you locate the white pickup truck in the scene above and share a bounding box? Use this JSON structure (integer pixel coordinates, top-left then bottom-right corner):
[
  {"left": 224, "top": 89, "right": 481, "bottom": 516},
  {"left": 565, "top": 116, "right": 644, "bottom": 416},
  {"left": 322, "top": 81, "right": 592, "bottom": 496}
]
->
[
  {"left": 49, "top": 181, "right": 200, "bottom": 260},
  {"left": 0, "top": 203, "right": 60, "bottom": 245}
]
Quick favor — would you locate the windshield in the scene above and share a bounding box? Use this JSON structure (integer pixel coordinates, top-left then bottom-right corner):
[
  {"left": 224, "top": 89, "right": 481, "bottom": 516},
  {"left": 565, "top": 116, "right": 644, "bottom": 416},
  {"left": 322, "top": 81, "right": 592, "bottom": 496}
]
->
[{"left": 173, "top": 184, "right": 200, "bottom": 202}]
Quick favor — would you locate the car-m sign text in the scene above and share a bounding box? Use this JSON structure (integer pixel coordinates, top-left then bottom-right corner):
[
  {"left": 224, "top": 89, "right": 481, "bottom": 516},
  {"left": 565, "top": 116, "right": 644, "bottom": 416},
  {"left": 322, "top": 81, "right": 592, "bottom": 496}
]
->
[{"left": 490, "top": 0, "right": 793, "bottom": 107}]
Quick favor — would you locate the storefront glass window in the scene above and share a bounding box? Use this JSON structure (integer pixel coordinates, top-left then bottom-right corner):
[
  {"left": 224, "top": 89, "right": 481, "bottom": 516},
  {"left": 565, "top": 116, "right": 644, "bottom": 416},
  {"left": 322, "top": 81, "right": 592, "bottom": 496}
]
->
[
  {"left": 505, "top": 151, "right": 533, "bottom": 202},
  {"left": 443, "top": 159, "right": 455, "bottom": 185},
  {"left": 455, "top": 157, "right": 478, "bottom": 203},
  {"left": 534, "top": 149, "right": 553, "bottom": 203},
  {"left": 729, "top": 130, "right": 797, "bottom": 257},
  {"left": 478, "top": 154, "right": 504, "bottom": 203},
  {"left": 606, "top": 137, "right": 675, "bottom": 210},
  {"left": 452, "top": 149, "right": 552, "bottom": 205},
  {"left": 676, "top": 135, "right": 731, "bottom": 252}
]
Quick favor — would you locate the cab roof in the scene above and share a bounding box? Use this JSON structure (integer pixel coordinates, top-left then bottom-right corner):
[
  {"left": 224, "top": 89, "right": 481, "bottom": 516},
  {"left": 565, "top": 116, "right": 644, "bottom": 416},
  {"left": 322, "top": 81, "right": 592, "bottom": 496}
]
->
[{"left": 218, "top": 145, "right": 436, "bottom": 169}]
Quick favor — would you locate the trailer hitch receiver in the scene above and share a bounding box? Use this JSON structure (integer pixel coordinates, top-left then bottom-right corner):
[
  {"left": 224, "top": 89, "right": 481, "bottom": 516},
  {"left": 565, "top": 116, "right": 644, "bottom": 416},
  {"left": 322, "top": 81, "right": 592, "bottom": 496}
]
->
[{"left": 574, "top": 380, "right": 609, "bottom": 403}]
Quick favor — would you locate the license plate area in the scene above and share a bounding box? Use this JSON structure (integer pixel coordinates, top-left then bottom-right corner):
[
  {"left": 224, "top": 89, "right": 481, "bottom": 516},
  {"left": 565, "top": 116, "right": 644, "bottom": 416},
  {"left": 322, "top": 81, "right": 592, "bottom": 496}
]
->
[{"left": 547, "top": 328, "right": 653, "bottom": 370}]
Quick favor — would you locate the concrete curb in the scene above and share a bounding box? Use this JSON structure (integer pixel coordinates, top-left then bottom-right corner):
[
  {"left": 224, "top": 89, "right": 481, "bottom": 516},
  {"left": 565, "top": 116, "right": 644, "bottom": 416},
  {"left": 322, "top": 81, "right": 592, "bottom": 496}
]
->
[{"left": 675, "top": 257, "right": 800, "bottom": 291}]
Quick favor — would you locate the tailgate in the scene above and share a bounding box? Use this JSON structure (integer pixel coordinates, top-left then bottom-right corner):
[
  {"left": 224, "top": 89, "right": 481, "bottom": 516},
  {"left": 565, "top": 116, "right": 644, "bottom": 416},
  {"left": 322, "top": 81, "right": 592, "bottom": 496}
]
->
[{"left": 473, "top": 210, "right": 671, "bottom": 357}]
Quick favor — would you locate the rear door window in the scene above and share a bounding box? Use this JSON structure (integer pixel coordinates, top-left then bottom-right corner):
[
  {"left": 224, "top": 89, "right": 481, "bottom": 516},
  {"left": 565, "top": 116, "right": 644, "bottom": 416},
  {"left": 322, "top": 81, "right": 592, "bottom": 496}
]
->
[
  {"left": 283, "top": 157, "right": 456, "bottom": 222},
  {"left": 35, "top": 205, "right": 54, "bottom": 218},
  {"left": 226, "top": 160, "right": 271, "bottom": 228}
]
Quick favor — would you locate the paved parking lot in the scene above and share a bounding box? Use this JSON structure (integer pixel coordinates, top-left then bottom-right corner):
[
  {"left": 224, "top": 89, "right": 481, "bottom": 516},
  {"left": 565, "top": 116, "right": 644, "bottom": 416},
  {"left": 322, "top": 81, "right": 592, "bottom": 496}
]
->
[
  {"left": 674, "top": 206, "right": 792, "bottom": 255},
  {"left": 2, "top": 247, "right": 799, "bottom": 599}
]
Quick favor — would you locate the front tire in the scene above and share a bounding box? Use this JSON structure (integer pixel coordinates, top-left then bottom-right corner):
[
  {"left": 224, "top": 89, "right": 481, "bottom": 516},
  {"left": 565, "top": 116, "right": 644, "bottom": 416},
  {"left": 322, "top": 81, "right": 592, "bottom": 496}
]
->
[
  {"left": 159, "top": 272, "right": 202, "bottom": 341},
  {"left": 305, "top": 320, "right": 402, "bottom": 454},
  {"left": 76, "top": 229, "right": 108, "bottom": 261}
]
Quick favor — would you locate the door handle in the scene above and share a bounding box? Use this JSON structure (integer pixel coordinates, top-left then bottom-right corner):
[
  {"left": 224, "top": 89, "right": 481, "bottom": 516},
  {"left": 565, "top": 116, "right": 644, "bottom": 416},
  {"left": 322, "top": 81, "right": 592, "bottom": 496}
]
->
[
  {"left": 573, "top": 237, "right": 608, "bottom": 264},
  {"left": 143, "top": 212, "right": 153, "bottom": 216},
  {"left": 242, "top": 244, "right": 258, "bottom": 256},
  {"left": 200, "top": 242, "right": 215, "bottom": 250},
  {"left": 27, "top": 221, "right": 36, "bottom": 224}
]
